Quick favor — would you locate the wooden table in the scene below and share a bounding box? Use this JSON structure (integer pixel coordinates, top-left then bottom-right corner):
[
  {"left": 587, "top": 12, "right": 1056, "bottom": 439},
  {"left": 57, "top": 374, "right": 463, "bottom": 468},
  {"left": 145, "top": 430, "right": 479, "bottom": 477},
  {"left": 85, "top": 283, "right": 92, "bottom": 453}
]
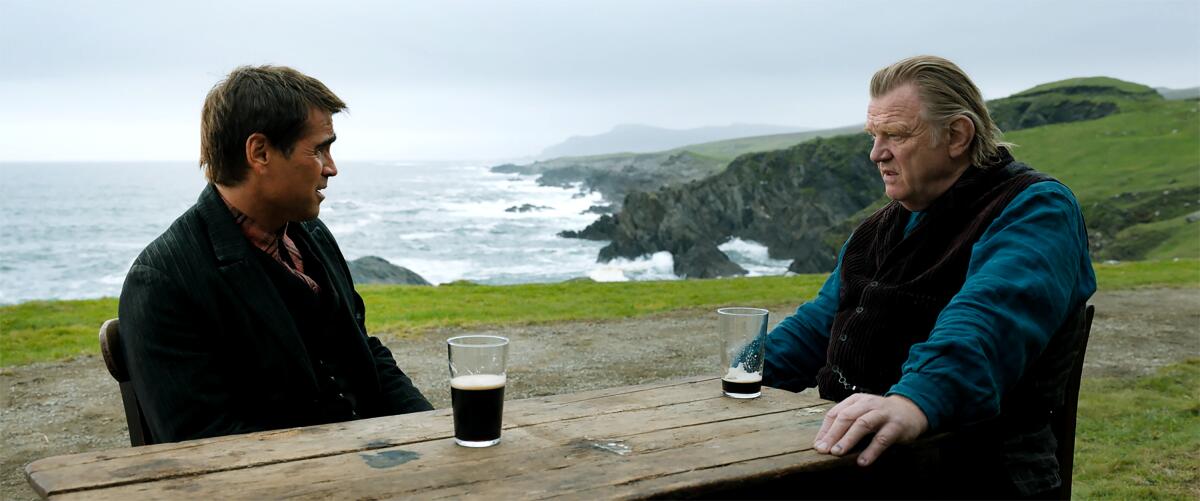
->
[{"left": 27, "top": 376, "right": 866, "bottom": 499}]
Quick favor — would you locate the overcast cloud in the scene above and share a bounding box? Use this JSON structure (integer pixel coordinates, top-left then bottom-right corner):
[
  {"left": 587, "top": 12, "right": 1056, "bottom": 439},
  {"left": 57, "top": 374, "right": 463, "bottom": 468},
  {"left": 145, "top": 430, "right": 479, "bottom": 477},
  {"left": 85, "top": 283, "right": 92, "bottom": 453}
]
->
[{"left": 1, "top": 0, "right": 1197, "bottom": 162}]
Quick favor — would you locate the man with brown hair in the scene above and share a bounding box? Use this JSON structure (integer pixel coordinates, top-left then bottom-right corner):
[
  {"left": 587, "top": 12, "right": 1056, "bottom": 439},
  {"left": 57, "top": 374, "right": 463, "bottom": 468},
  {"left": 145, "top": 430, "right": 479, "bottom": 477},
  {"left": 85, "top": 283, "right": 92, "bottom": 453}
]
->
[
  {"left": 118, "top": 65, "right": 432, "bottom": 444},
  {"left": 763, "top": 55, "right": 1096, "bottom": 497}
]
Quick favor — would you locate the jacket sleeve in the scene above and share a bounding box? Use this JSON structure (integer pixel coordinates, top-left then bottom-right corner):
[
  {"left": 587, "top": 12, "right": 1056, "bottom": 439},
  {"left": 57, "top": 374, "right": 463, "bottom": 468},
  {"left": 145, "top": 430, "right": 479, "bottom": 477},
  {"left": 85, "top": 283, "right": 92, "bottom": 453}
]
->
[
  {"left": 762, "top": 242, "right": 845, "bottom": 392},
  {"left": 351, "top": 288, "right": 435, "bottom": 413},
  {"left": 119, "top": 262, "right": 266, "bottom": 442},
  {"left": 308, "top": 218, "right": 434, "bottom": 414},
  {"left": 887, "top": 182, "right": 1097, "bottom": 431}
]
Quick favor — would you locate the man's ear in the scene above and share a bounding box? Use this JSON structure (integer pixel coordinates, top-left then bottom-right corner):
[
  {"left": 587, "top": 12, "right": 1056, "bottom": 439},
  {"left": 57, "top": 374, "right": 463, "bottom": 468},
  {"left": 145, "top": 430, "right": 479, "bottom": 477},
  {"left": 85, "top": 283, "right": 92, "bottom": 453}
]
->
[
  {"left": 947, "top": 116, "right": 975, "bottom": 159},
  {"left": 245, "top": 133, "right": 271, "bottom": 175}
]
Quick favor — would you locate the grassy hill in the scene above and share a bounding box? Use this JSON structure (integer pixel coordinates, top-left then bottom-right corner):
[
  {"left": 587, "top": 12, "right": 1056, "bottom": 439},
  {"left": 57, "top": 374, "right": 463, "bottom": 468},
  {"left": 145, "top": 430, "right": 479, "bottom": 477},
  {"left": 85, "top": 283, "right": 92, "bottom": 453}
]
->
[
  {"left": 521, "top": 124, "right": 864, "bottom": 168},
  {"left": 1001, "top": 87, "right": 1200, "bottom": 261},
  {"left": 670, "top": 124, "right": 865, "bottom": 161}
]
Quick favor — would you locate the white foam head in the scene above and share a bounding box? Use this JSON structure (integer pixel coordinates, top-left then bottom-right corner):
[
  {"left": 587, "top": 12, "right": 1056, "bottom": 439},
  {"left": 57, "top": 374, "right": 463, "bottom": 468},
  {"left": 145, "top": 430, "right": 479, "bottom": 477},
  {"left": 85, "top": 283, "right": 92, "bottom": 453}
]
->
[{"left": 451, "top": 374, "right": 506, "bottom": 390}]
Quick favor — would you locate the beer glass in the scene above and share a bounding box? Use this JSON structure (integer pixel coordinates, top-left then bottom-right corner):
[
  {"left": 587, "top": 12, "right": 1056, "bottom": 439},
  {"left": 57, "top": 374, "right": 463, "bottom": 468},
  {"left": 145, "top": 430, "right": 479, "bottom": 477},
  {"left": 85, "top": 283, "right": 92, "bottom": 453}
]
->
[
  {"left": 447, "top": 335, "right": 509, "bottom": 447},
  {"left": 718, "top": 307, "right": 768, "bottom": 398}
]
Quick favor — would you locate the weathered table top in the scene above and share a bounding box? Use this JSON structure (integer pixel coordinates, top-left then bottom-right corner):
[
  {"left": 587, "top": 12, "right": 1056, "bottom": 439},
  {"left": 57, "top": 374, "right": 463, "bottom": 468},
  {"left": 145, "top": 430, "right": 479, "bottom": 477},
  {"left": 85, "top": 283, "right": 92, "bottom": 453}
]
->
[{"left": 26, "top": 376, "right": 852, "bottom": 499}]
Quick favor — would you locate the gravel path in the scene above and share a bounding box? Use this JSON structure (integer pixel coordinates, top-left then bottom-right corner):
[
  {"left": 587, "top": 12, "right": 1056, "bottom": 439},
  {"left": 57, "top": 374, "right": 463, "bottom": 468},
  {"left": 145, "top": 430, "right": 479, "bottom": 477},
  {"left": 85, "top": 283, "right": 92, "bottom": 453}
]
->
[{"left": 3, "top": 287, "right": 1198, "bottom": 499}]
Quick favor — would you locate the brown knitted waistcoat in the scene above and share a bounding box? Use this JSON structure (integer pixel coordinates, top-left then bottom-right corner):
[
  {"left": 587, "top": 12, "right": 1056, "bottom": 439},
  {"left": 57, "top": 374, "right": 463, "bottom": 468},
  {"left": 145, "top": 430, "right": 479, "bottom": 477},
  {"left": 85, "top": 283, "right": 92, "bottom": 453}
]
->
[{"left": 816, "top": 151, "right": 1053, "bottom": 402}]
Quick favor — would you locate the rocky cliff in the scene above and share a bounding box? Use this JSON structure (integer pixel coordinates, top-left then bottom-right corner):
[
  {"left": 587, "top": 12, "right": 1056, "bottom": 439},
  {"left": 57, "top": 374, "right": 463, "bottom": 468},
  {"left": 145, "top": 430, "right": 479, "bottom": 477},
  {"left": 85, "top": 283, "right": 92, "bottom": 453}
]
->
[
  {"left": 573, "top": 77, "right": 1177, "bottom": 278},
  {"left": 492, "top": 150, "right": 727, "bottom": 210},
  {"left": 986, "top": 77, "right": 1158, "bottom": 132},
  {"left": 592, "top": 134, "right": 879, "bottom": 277}
]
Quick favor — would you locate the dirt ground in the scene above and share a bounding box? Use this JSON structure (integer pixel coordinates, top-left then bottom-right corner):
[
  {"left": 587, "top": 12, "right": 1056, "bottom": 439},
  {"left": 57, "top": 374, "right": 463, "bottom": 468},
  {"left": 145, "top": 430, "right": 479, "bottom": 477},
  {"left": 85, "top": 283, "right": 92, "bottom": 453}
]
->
[{"left": 2, "top": 287, "right": 1197, "bottom": 500}]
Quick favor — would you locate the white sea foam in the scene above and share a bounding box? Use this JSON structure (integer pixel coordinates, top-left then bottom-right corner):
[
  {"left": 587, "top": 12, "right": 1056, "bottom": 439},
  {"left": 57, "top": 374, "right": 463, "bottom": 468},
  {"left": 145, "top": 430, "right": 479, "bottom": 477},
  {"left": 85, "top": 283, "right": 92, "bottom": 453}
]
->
[
  {"left": 395, "top": 232, "right": 443, "bottom": 241},
  {"left": 719, "top": 238, "right": 792, "bottom": 276},
  {"left": 323, "top": 211, "right": 382, "bottom": 235},
  {"left": 385, "top": 257, "right": 476, "bottom": 285},
  {"left": 588, "top": 251, "right": 677, "bottom": 282}
]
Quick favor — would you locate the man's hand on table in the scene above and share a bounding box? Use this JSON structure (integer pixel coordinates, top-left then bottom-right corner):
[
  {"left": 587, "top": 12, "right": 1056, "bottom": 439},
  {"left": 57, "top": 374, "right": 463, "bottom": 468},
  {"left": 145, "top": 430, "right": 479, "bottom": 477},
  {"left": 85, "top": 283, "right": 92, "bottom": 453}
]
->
[{"left": 812, "top": 393, "right": 929, "bottom": 466}]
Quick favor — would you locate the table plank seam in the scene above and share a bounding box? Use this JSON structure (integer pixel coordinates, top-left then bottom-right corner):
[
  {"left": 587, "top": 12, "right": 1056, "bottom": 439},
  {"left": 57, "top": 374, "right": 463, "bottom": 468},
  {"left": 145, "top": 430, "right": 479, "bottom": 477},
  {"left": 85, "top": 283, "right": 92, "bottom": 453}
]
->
[
  {"left": 548, "top": 377, "right": 717, "bottom": 405},
  {"left": 26, "top": 431, "right": 261, "bottom": 469},
  {"left": 30, "top": 435, "right": 444, "bottom": 498},
  {"left": 572, "top": 449, "right": 840, "bottom": 500}
]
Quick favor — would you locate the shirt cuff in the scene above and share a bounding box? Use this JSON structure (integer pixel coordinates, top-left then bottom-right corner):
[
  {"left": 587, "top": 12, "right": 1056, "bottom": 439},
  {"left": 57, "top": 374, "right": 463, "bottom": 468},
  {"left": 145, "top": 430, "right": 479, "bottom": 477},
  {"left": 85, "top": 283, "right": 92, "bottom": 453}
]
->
[{"left": 886, "top": 372, "right": 955, "bottom": 432}]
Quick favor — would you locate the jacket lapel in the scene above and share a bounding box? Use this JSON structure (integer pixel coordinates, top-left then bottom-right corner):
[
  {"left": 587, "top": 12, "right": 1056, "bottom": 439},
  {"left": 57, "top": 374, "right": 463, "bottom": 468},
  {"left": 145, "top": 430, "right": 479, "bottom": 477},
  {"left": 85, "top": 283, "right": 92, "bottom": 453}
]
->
[{"left": 194, "top": 184, "right": 317, "bottom": 388}]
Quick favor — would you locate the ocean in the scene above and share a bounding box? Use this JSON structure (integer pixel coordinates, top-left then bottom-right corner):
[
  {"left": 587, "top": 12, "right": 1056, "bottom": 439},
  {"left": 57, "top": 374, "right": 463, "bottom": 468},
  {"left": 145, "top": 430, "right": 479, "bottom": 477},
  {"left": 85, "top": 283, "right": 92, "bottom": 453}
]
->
[{"left": 0, "top": 161, "right": 791, "bottom": 305}]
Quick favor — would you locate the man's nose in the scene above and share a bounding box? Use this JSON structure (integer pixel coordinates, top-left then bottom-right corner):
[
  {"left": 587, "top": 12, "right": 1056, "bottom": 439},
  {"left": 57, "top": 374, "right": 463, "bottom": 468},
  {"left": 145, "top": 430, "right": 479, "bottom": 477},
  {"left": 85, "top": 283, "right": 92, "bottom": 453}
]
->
[
  {"left": 869, "top": 137, "right": 891, "bottom": 163},
  {"left": 324, "top": 157, "right": 338, "bottom": 177}
]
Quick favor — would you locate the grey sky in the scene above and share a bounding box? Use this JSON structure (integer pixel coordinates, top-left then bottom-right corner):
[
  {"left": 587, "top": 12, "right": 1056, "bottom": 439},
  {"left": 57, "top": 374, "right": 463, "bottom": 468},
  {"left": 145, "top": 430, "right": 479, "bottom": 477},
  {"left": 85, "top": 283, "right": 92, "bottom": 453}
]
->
[{"left": 1, "top": 0, "right": 1197, "bottom": 162}]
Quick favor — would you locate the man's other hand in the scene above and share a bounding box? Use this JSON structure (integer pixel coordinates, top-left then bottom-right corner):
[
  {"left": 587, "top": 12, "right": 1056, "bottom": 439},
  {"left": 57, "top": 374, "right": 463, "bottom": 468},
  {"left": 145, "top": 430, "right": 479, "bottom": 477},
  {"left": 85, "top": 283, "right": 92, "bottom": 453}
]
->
[{"left": 812, "top": 393, "right": 929, "bottom": 466}]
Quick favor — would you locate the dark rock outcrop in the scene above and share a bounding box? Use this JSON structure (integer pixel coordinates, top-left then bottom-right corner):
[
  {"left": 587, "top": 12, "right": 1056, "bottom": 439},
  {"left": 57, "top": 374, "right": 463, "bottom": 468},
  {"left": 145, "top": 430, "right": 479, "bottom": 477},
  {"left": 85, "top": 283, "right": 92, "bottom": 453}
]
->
[
  {"left": 991, "top": 99, "right": 1118, "bottom": 132},
  {"left": 559, "top": 214, "right": 616, "bottom": 241},
  {"left": 988, "top": 79, "right": 1159, "bottom": 132},
  {"left": 536, "top": 165, "right": 593, "bottom": 188},
  {"left": 347, "top": 256, "right": 431, "bottom": 286},
  {"left": 489, "top": 163, "right": 534, "bottom": 174},
  {"left": 505, "top": 204, "right": 551, "bottom": 213},
  {"left": 673, "top": 244, "right": 747, "bottom": 279},
  {"left": 493, "top": 151, "right": 727, "bottom": 209},
  {"left": 594, "top": 134, "right": 880, "bottom": 277}
]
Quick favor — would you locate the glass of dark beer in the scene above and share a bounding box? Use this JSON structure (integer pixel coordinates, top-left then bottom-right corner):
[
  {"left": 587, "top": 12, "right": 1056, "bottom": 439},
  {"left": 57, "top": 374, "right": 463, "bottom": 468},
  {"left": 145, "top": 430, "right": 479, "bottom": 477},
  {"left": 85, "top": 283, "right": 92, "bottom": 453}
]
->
[
  {"left": 447, "top": 335, "right": 509, "bottom": 447},
  {"left": 718, "top": 307, "right": 768, "bottom": 398}
]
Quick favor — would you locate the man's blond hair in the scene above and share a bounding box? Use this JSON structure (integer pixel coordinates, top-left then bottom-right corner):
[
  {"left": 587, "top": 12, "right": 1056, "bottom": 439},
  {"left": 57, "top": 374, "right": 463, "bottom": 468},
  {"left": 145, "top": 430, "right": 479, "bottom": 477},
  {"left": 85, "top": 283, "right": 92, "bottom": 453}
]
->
[{"left": 870, "top": 55, "right": 1012, "bottom": 167}]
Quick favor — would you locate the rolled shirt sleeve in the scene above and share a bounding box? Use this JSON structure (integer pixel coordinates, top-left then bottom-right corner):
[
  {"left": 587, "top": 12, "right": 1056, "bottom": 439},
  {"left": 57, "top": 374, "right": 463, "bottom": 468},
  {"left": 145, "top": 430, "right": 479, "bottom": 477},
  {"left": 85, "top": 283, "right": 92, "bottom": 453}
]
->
[
  {"left": 886, "top": 182, "right": 1097, "bottom": 431},
  {"left": 762, "top": 242, "right": 845, "bottom": 392}
]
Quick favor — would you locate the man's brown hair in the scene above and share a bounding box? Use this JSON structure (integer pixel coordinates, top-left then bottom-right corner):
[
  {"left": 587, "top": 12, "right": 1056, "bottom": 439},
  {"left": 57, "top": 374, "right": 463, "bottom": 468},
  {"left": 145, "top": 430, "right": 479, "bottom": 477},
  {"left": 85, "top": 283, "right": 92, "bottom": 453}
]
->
[
  {"left": 200, "top": 65, "right": 347, "bottom": 185},
  {"left": 870, "top": 55, "right": 1012, "bottom": 167}
]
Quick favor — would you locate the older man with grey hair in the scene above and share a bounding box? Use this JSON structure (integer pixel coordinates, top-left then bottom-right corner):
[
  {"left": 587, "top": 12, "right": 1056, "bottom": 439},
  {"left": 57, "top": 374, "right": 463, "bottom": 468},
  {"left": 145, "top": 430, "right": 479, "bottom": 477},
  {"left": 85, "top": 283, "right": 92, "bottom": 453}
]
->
[{"left": 763, "top": 55, "right": 1096, "bottom": 498}]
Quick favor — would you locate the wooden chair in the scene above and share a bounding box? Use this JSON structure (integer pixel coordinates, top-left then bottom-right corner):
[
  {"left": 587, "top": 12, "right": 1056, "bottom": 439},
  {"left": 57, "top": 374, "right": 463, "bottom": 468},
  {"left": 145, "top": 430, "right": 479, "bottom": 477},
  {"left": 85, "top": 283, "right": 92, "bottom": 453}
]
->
[
  {"left": 1049, "top": 304, "right": 1095, "bottom": 500},
  {"left": 99, "top": 318, "right": 154, "bottom": 446}
]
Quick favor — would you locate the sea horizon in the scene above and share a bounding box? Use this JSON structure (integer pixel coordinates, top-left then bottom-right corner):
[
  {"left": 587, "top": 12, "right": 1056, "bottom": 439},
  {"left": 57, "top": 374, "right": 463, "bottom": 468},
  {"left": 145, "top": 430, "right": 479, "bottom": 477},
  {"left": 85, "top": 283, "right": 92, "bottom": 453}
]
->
[{"left": 0, "top": 161, "right": 792, "bottom": 305}]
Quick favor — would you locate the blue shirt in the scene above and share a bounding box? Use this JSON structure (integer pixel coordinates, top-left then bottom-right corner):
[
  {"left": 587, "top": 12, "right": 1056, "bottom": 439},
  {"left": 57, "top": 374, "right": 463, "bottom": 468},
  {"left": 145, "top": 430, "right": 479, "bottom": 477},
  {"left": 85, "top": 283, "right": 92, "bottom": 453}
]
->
[{"left": 762, "top": 181, "right": 1097, "bottom": 431}]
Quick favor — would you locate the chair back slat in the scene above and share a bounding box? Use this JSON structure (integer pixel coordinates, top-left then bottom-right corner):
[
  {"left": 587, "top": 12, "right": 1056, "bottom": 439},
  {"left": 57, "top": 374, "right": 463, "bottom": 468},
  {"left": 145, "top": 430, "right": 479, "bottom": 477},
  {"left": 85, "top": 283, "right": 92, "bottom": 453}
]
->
[
  {"left": 98, "top": 318, "right": 154, "bottom": 446},
  {"left": 1051, "top": 304, "right": 1095, "bottom": 500}
]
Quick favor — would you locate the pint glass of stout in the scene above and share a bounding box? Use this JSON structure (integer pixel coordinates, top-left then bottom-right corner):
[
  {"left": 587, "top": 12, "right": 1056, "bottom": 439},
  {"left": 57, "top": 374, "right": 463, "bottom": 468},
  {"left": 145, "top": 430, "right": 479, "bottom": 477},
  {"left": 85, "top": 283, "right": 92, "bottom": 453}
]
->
[
  {"left": 718, "top": 307, "right": 769, "bottom": 399},
  {"left": 447, "top": 335, "right": 509, "bottom": 447}
]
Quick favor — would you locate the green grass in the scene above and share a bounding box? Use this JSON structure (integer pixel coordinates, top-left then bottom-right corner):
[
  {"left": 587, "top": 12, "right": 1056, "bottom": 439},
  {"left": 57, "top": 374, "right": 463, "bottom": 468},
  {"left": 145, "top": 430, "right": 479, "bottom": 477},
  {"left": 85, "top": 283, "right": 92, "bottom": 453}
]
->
[
  {"left": 2, "top": 259, "right": 1197, "bottom": 368},
  {"left": 1109, "top": 215, "right": 1200, "bottom": 262},
  {"left": 353, "top": 273, "right": 826, "bottom": 335},
  {"left": 0, "top": 297, "right": 119, "bottom": 367},
  {"left": 1091, "top": 258, "right": 1200, "bottom": 289},
  {"left": 1141, "top": 217, "right": 1200, "bottom": 261},
  {"left": 1006, "top": 99, "right": 1200, "bottom": 203},
  {"left": 1073, "top": 359, "right": 1200, "bottom": 499}
]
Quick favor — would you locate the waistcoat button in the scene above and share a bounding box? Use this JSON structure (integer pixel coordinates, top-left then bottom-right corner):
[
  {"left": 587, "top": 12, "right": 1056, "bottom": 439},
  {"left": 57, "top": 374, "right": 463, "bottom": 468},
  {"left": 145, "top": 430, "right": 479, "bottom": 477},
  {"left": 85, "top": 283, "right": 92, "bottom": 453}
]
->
[{"left": 855, "top": 306, "right": 864, "bottom": 314}]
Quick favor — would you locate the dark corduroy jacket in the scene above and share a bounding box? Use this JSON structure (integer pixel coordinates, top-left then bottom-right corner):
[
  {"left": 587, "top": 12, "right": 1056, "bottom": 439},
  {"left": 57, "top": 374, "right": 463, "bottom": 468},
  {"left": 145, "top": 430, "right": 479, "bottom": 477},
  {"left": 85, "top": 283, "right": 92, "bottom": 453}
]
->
[{"left": 118, "top": 184, "right": 432, "bottom": 443}]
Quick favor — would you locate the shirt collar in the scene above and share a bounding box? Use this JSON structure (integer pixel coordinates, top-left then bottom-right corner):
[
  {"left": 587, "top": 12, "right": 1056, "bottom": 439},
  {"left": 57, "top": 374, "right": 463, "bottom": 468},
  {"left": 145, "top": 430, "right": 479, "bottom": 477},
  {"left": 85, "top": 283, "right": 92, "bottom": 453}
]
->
[{"left": 216, "top": 191, "right": 288, "bottom": 254}]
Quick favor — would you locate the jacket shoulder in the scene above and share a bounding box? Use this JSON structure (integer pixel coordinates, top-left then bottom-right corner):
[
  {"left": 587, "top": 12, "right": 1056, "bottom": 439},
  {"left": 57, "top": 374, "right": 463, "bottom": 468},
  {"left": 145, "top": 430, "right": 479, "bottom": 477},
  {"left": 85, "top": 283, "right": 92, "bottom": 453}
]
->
[{"left": 133, "top": 205, "right": 213, "bottom": 272}]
